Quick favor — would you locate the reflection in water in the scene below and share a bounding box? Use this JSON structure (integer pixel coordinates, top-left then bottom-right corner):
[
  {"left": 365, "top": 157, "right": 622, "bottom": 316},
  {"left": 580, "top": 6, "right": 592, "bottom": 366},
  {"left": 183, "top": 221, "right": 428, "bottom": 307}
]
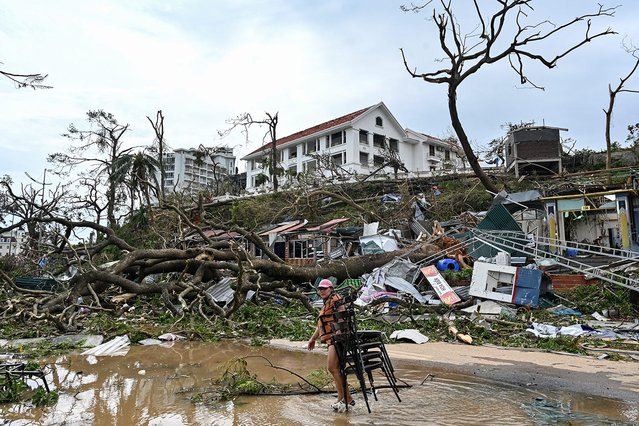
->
[{"left": 0, "top": 341, "right": 636, "bottom": 425}]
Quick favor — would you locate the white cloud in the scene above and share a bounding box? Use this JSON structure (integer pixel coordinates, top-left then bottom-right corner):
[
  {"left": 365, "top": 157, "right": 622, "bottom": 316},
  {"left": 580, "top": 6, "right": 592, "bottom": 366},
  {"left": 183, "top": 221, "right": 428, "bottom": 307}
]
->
[{"left": 1, "top": 0, "right": 638, "bottom": 183}]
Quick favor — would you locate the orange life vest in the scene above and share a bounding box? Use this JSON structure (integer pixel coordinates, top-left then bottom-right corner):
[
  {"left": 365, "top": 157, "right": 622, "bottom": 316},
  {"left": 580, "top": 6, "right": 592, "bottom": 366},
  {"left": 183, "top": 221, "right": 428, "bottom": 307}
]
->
[{"left": 318, "top": 292, "right": 341, "bottom": 343}]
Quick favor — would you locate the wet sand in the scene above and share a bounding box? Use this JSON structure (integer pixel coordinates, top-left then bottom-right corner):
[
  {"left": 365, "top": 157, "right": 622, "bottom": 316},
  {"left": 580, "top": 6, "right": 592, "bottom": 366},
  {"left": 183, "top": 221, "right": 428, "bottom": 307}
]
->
[{"left": 269, "top": 339, "right": 639, "bottom": 402}]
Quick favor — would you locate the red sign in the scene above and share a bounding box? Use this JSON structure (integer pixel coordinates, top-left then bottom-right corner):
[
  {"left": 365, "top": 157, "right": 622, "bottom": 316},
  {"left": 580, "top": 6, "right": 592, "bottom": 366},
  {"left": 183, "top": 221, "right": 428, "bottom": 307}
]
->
[{"left": 420, "top": 266, "right": 462, "bottom": 305}]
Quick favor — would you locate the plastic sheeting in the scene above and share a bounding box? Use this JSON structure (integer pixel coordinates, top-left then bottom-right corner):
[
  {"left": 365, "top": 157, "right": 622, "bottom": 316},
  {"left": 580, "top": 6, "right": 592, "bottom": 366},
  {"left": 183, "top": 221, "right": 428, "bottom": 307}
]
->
[
  {"left": 526, "top": 323, "right": 619, "bottom": 339},
  {"left": 390, "top": 329, "right": 429, "bottom": 344}
]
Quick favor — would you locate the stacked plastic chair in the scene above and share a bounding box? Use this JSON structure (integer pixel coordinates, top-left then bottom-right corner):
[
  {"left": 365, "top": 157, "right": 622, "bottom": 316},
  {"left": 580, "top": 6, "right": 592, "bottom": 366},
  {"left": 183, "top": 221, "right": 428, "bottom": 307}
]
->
[{"left": 330, "top": 293, "right": 401, "bottom": 413}]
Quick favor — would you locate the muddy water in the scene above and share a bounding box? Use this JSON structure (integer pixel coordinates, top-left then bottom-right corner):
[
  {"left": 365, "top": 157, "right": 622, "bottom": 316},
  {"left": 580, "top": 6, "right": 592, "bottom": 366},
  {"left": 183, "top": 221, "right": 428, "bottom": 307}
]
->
[{"left": 1, "top": 341, "right": 637, "bottom": 425}]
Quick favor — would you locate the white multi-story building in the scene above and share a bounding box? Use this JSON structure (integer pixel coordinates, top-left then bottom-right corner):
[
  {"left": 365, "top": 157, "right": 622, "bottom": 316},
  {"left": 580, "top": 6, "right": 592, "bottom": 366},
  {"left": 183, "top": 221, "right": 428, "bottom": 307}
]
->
[
  {"left": 241, "top": 102, "right": 464, "bottom": 191},
  {"left": 161, "top": 147, "right": 236, "bottom": 194},
  {"left": 0, "top": 228, "right": 28, "bottom": 256}
]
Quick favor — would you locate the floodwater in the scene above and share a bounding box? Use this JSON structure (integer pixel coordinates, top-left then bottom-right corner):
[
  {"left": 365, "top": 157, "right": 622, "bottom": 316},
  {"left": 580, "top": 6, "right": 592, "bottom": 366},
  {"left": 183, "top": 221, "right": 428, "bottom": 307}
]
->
[{"left": 1, "top": 341, "right": 637, "bottom": 425}]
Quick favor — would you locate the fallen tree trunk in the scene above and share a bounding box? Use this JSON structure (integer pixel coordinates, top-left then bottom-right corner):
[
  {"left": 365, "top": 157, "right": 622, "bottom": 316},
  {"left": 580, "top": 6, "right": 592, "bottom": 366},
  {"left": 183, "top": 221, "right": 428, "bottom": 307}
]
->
[{"left": 12, "top": 240, "right": 440, "bottom": 328}]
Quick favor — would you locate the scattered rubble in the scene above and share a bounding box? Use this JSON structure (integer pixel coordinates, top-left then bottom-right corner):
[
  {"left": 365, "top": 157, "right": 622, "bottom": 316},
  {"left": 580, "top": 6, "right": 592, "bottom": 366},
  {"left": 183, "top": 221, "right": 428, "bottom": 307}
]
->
[{"left": 3, "top": 184, "right": 639, "bottom": 364}]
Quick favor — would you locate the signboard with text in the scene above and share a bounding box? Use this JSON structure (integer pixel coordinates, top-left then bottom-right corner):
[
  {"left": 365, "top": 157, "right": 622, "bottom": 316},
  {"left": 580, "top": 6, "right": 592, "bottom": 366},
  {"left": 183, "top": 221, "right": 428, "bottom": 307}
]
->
[{"left": 420, "top": 265, "right": 462, "bottom": 305}]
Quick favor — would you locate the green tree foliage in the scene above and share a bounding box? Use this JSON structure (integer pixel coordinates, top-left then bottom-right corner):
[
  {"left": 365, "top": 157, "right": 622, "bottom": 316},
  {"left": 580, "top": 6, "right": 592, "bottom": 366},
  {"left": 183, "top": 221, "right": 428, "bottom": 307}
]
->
[
  {"left": 49, "top": 110, "right": 134, "bottom": 228},
  {"left": 112, "top": 150, "right": 160, "bottom": 213}
]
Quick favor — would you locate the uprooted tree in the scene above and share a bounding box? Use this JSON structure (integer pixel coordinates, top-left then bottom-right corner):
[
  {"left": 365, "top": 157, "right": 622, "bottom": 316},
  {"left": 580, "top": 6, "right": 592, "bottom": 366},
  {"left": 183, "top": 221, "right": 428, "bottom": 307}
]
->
[
  {"left": 0, "top": 98, "right": 481, "bottom": 335},
  {"left": 0, "top": 157, "right": 448, "bottom": 333},
  {"left": 400, "top": 0, "right": 617, "bottom": 193}
]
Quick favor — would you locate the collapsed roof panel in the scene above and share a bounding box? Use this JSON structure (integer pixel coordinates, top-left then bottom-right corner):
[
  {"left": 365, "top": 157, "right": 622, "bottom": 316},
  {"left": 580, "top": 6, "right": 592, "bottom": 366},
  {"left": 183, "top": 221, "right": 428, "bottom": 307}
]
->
[
  {"left": 469, "top": 204, "right": 524, "bottom": 259},
  {"left": 384, "top": 276, "right": 429, "bottom": 304},
  {"left": 490, "top": 190, "right": 544, "bottom": 213},
  {"left": 205, "top": 277, "right": 236, "bottom": 306}
]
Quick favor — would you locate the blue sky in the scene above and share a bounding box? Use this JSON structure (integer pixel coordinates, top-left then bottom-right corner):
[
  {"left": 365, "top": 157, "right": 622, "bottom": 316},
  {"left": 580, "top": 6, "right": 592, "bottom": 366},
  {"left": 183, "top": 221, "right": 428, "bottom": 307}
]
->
[{"left": 1, "top": 0, "right": 638, "bottom": 185}]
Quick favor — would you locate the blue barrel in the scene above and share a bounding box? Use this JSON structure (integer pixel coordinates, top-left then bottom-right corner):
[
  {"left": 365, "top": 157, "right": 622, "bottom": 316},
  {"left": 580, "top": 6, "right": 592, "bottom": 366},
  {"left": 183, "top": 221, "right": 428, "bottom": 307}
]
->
[
  {"left": 436, "top": 258, "right": 460, "bottom": 272},
  {"left": 565, "top": 248, "right": 578, "bottom": 257}
]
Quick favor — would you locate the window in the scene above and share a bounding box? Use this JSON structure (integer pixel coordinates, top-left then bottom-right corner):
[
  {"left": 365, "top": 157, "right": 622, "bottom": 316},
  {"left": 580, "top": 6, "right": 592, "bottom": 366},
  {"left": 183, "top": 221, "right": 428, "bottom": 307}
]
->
[
  {"left": 289, "top": 146, "right": 297, "bottom": 159},
  {"left": 429, "top": 145, "right": 435, "bottom": 156},
  {"left": 373, "top": 155, "right": 385, "bottom": 167},
  {"left": 373, "top": 134, "right": 385, "bottom": 148},
  {"left": 332, "top": 152, "right": 345, "bottom": 166},
  {"left": 436, "top": 146, "right": 444, "bottom": 152},
  {"left": 288, "top": 239, "right": 313, "bottom": 259},
  {"left": 330, "top": 131, "right": 344, "bottom": 147},
  {"left": 359, "top": 152, "right": 369, "bottom": 166},
  {"left": 359, "top": 130, "right": 368, "bottom": 145},
  {"left": 389, "top": 138, "right": 398, "bottom": 152},
  {"left": 445, "top": 150, "right": 450, "bottom": 160},
  {"left": 303, "top": 139, "right": 320, "bottom": 155},
  {"left": 375, "top": 116, "right": 383, "bottom": 127},
  {"left": 303, "top": 160, "right": 317, "bottom": 173},
  {"left": 288, "top": 164, "right": 297, "bottom": 175}
]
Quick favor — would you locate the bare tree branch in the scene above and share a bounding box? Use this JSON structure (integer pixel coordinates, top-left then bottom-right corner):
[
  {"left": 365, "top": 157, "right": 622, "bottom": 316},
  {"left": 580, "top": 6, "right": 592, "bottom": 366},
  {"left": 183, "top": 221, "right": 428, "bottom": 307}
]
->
[
  {"left": 0, "top": 64, "right": 52, "bottom": 89},
  {"left": 400, "top": 0, "right": 617, "bottom": 193},
  {"left": 604, "top": 44, "right": 639, "bottom": 172}
]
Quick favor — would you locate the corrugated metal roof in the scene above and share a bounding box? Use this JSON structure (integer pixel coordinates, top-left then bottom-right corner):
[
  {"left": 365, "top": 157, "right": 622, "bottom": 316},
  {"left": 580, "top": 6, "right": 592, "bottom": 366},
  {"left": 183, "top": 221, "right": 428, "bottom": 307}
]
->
[
  {"left": 259, "top": 221, "right": 301, "bottom": 236},
  {"left": 306, "top": 218, "right": 349, "bottom": 231},
  {"left": 470, "top": 204, "right": 524, "bottom": 259},
  {"left": 410, "top": 219, "right": 430, "bottom": 236},
  {"left": 477, "top": 204, "right": 523, "bottom": 232},
  {"left": 279, "top": 220, "right": 309, "bottom": 234},
  {"left": 452, "top": 286, "right": 471, "bottom": 301},
  {"left": 205, "top": 278, "right": 236, "bottom": 305}
]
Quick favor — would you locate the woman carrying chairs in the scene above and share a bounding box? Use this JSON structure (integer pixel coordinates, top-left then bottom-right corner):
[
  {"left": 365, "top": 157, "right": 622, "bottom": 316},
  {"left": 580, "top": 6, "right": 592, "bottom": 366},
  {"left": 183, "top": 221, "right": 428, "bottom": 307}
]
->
[
  {"left": 330, "top": 290, "right": 402, "bottom": 413},
  {"left": 307, "top": 279, "right": 355, "bottom": 412},
  {"left": 308, "top": 279, "right": 402, "bottom": 413}
]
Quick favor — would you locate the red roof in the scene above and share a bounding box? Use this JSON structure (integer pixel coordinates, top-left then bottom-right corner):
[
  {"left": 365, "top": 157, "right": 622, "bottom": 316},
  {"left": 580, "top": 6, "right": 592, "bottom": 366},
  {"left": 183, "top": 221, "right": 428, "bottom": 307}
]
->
[
  {"left": 306, "top": 217, "right": 349, "bottom": 232},
  {"left": 280, "top": 221, "right": 309, "bottom": 234},
  {"left": 244, "top": 105, "right": 373, "bottom": 157},
  {"left": 259, "top": 221, "right": 303, "bottom": 236}
]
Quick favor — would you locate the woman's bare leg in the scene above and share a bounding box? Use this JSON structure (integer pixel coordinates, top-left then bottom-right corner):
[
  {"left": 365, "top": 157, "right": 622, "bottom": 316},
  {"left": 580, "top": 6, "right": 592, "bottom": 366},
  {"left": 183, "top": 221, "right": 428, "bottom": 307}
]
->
[{"left": 327, "top": 345, "right": 352, "bottom": 403}]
